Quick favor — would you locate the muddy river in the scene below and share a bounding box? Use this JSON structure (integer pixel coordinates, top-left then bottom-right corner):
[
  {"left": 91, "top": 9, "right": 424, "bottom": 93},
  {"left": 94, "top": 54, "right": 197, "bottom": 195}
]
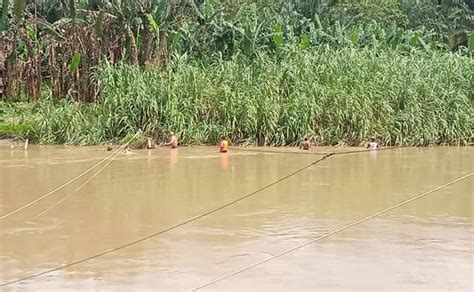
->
[{"left": 0, "top": 145, "right": 472, "bottom": 291}]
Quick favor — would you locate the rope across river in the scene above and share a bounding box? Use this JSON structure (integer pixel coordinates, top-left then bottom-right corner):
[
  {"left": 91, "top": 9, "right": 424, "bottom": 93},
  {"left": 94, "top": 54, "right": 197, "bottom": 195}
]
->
[
  {"left": 2, "top": 145, "right": 466, "bottom": 288},
  {"left": 191, "top": 171, "right": 473, "bottom": 291},
  {"left": 0, "top": 130, "right": 142, "bottom": 222}
]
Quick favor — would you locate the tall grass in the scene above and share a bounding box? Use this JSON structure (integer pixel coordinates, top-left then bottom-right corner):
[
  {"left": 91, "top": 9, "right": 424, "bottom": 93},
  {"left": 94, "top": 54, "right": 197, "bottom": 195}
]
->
[{"left": 29, "top": 46, "right": 473, "bottom": 146}]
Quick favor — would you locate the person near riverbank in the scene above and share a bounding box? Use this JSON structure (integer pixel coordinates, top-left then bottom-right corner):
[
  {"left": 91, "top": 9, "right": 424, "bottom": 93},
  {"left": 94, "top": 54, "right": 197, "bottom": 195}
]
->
[
  {"left": 299, "top": 138, "right": 310, "bottom": 150},
  {"left": 220, "top": 138, "right": 229, "bottom": 153},
  {"left": 167, "top": 132, "right": 178, "bottom": 149},
  {"left": 367, "top": 138, "right": 379, "bottom": 151}
]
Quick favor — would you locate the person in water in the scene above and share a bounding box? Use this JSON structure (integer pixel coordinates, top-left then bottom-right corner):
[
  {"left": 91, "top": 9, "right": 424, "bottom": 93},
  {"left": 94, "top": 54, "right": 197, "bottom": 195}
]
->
[
  {"left": 367, "top": 138, "right": 379, "bottom": 151},
  {"left": 299, "top": 137, "right": 310, "bottom": 150},
  {"left": 220, "top": 137, "right": 229, "bottom": 153},
  {"left": 167, "top": 132, "right": 178, "bottom": 148}
]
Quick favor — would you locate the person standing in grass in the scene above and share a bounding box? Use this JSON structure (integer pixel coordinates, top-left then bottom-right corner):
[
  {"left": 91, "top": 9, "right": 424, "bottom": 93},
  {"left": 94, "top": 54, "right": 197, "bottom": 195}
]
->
[
  {"left": 300, "top": 137, "right": 310, "bottom": 150},
  {"left": 167, "top": 132, "right": 178, "bottom": 149},
  {"left": 367, "top": 137, "right": 379, "bottom": 151},
  {"left": 220, "top": 137, "right": 229, "bottom": 153}
]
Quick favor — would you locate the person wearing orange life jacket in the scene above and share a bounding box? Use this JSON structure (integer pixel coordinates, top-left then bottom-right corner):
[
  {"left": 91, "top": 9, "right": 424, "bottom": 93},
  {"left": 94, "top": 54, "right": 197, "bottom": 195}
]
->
[{"left": 219, "top": 137, "right": 229, "bottom": 153}]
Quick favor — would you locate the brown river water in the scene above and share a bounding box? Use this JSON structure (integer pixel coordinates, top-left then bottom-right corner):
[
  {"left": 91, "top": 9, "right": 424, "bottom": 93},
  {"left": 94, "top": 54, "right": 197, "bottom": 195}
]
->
[{"left": 0, "top": 145, "right": 472, "bottom": 291}]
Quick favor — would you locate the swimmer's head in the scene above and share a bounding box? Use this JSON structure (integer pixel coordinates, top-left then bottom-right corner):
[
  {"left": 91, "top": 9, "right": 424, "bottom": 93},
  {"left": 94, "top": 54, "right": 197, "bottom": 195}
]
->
[{"left": 304, "top": 137, "right": 308, "bottom": 141}]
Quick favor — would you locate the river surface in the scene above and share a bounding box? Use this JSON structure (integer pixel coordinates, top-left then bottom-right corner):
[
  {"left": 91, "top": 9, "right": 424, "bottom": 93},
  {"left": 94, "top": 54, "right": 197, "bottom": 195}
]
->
[{"left": 0, "top": 145, "right": 472, "bottom": 291}]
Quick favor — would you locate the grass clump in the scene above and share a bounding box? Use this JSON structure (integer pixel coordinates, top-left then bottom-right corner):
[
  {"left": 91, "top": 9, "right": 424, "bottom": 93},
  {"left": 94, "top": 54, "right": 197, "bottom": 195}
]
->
[
  {"left": 121, "top": 131, "right": 149, "bottom": 149},
  {"left": 0, "top": 102, "right": 34, "bottom": 140},
  {"left": 0, "top": 123, "right": 30, "bottom": 139}
]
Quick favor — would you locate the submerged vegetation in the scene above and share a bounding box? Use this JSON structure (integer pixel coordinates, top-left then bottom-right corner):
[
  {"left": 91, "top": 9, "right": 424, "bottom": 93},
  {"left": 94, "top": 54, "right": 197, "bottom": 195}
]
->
[{"left": 0, "top": 0, "right": 473, "bottom": 145}]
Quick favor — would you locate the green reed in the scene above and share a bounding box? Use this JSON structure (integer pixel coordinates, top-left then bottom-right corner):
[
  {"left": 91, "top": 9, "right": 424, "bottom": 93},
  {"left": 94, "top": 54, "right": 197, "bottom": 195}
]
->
[{"left": 29, "top": 46, "right": 473, "bottom": 146}]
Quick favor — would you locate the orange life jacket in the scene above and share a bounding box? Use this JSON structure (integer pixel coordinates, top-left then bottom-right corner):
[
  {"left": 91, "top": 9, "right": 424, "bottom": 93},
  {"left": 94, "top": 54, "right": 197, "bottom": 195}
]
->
[{"left": 220, "top": 140, "right": 229, "bottom": 152}]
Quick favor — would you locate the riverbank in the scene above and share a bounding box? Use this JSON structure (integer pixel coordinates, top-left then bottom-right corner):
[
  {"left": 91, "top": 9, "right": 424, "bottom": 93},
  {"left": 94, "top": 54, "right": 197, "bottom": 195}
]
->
[{"left": 1, "top": 48, "right": 472, "bottom": 147}]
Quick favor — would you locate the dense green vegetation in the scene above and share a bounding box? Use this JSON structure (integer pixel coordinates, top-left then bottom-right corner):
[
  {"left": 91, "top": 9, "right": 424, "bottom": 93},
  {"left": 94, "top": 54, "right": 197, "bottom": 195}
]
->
[
  {"left": 7, "top": 47, "right": 473, "bottom": 146},
  {"left": 0, "top": 0, "right": 473, "bottom": 145},
  {"left": 0, "top": 102, "right": 31, "bottom": 138}
]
